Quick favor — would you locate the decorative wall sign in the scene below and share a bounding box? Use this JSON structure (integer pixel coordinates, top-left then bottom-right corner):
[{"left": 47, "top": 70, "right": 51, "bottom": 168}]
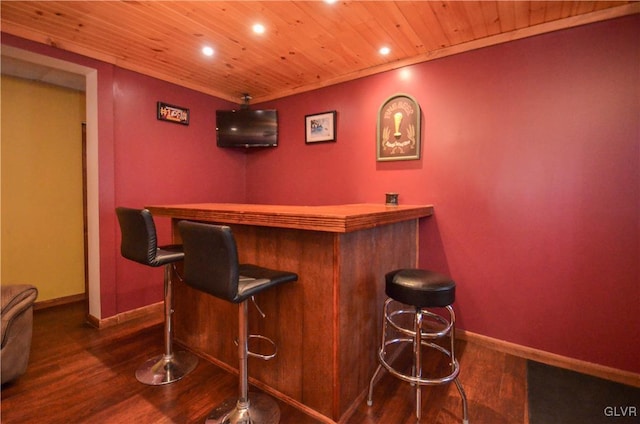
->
[
  {"left": 376, "top": 94, "right": 421, "bottom": 161},
  {"left": 305, "top": 111, "right": 336, "bottom": 143},
  {"left": 157, "top": 101, "right": 190, "bottom": 125}
]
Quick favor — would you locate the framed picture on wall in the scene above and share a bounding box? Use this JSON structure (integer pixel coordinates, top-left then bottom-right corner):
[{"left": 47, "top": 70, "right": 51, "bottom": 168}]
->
[
  {"left": 376, "top": 94, "right": 421, "bottom": 161},
  {"left": 305, "top": 111, "right": 336, "bottom": 143}
]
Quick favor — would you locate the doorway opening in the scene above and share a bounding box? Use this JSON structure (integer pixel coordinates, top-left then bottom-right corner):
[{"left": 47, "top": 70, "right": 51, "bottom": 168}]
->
[{"left": 1, "top": 45, "right": 101, "bottom": 320}]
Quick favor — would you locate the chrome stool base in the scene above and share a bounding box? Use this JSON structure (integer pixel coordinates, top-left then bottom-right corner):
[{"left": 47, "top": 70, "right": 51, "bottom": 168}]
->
[
  {"left": 368, "top": 298, "right": 469, "bottom": 423},
  {"left": 205, "top": 392, "right": 280, "bottom": 424},
  {"left": 136, "top": 264, "right": 199, "bottom": 386},
  {"left": 135, "top": 351, "right": 199, "bottom": 386}
]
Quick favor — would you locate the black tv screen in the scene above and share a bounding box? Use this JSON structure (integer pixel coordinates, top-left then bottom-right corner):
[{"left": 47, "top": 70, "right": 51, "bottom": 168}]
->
[{"left": 216, "top": 109, "right": 278, "bottom": 148}]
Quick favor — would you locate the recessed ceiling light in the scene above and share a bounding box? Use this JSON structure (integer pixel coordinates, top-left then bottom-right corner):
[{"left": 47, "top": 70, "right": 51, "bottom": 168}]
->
[
  {"left": 324, "top": 0, "right": 338, "bottom": 4},
  {"left": 253, "top": 23, "right": 265, "bottom": 34},
  {"left": 379, "top": 46, "right": 391, "bottom": 55},
  {"left": 202, "top": 46, "right": 214, "bottom": 57}
]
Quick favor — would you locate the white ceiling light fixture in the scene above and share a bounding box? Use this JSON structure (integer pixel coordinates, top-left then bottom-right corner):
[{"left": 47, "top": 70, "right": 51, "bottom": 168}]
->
[
  {"left": 202, "top": 46, "right": 214, "bottom": 57},
  {"left": 379, "top": 46, "right": 391, "bottom": 56},
  {"left": 253, "top": 23, "right": 265, "bottom": 35}
]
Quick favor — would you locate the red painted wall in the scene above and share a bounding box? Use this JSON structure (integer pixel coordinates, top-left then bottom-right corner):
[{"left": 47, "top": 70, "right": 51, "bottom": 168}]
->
[
  {"left": 3, "top": 14, "right": 638, "bottom": 373},
  {"left": 247, "top": 16, "right": 640, "bottom": 373}
]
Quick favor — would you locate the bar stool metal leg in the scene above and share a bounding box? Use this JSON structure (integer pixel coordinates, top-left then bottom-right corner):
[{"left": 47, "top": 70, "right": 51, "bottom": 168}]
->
[
  {"left": 205, "top": 301, "right": 280, "bottom": 424},
  {"left": 367, "top": 297, "right": 391, "bottom": 406},
  {"left": 449, "top": 308, "right": 469, "bottom": 424},
  {"left": 414, "top": 307, "right": 423, "bottom": 421},
  {"left": 135, "top": 264, "right": 199, "bottom": 385},
  {"left": 456, "top": 378, "right": 470, "bottom": 424},
  {"left": 368, "top": 300, "right": 469, "bottom": 423}
]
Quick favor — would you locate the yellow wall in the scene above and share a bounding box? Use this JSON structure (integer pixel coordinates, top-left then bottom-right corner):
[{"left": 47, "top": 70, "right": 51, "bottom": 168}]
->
[{"left": 1, "top": 75, "right": 86, "bottom": 302}]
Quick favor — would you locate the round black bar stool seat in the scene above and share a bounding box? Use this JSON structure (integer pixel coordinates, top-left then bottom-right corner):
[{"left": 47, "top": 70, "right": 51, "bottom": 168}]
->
[
  {"left": 386, "top": 268, "right": 456, "bottom": 308},
  {"left": 367, "top": 268, "right": 469, "bottom": 423}
]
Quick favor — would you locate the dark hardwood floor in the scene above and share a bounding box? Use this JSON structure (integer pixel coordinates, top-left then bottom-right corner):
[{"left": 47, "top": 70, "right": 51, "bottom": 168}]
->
[{"left": 1, "top": 302, "right": 527, "bottom": 423}]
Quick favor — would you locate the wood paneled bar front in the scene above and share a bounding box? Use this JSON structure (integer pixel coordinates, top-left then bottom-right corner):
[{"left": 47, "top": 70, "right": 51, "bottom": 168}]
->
[{"left": 146, "top": 203, "right": 433, "bottom": 423}]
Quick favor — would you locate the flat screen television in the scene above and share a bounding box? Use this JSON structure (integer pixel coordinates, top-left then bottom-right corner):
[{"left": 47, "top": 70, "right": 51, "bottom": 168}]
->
[{"left": 216, "top": 109, "right": 278, "bottom": 148}]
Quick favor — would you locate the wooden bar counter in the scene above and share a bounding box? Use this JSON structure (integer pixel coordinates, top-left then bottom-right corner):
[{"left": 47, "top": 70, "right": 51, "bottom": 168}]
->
[{"left": 147, "top": 203, "right": 433, "bottom": 423}]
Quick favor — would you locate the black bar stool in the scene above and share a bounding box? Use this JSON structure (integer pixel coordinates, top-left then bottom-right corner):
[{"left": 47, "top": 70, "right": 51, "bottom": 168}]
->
[
  {"left": 115, "top": 207, "right": 198, "bottom": 385},
  {"left": 178, "top": 220, "right": 298, "bottom": 424},
  {"left": 367, "top": 268, "right": 469, "bottom": 423}
]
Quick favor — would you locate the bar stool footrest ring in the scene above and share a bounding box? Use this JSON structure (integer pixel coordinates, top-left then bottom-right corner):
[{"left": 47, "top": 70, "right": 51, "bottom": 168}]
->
[
  {"left": 377, "top": 338, "right": 460, "bottom": 386},
  {"left": 386, "top": 305, "right": 454, "bottom": 339},
  {"left": 248, "top": 334, "right": 277, "bottom": 360}
]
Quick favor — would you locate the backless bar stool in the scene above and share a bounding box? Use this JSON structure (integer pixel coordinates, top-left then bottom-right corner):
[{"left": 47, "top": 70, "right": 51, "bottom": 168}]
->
[
  {"left": 367, "top": 268, "right": 469, "bottom": 423},
  {"left": 178, "top": 220, "right": 298, "bottom": 424},
  {"left": 116, "top": 207, "right": 198, "bottom": 385}
]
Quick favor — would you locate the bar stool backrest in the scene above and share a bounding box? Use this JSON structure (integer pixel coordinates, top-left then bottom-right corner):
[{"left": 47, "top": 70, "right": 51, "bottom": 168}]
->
[
  {"left": 116, "top": 207, "right": 160, "bottom": 266},
  {"left": 178, "top": 220, "right": 240, "bottom": 302}
]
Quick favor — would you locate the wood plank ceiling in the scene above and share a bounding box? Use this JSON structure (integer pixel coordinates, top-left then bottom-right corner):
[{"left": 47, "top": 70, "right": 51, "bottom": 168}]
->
[{"left": 1, "top": 1, "right": 638, "bottom": 104}]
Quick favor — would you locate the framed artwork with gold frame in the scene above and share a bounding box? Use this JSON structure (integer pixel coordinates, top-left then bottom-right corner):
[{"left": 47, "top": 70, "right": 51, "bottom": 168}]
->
[{"left": 376, "top": 93, "right": 421, "bottom": 161}]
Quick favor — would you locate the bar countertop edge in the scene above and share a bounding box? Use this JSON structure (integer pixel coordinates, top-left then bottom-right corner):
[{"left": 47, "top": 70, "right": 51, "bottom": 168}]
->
[{"left": 146, "top": 203, "right": 434, "bottom": 233}]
